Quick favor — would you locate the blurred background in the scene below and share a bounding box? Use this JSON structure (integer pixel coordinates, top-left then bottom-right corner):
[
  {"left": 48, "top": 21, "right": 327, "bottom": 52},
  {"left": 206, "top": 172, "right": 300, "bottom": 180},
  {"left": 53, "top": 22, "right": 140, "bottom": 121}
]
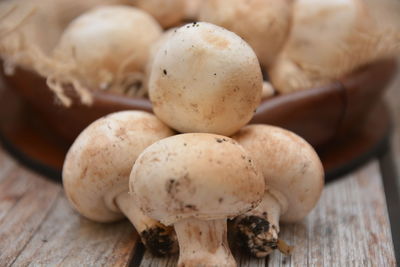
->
[{"left": 0, "top": 0, "right": 399, "bottom": 183}]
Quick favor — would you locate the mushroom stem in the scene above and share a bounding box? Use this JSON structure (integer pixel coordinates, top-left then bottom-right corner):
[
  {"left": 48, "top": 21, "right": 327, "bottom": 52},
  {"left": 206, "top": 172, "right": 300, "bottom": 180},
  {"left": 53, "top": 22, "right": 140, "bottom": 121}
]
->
[
  {"left": 234, "top": 191, "right": 285, "bottom": 257},
  {"left": 174, "top": 218, "right": 236, "bottom": 267},
  {"left": 115, "top": 192, "right": 177, "bottom": 256}
]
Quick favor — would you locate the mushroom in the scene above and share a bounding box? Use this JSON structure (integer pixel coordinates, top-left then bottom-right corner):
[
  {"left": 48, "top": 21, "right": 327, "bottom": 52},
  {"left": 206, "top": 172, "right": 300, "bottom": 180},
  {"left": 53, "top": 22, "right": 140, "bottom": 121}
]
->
[
  {"left": 269, "top": 0, "right": 400, "bottom": 94},
  {"left": 45, "top": 5, "right": 162, "bottom": 105},
  {"left": 232, "top": 124, "right": 324, "bottom": 257},
  {"left": 143, "top": 27, "right": 177, "bottom": 95},
  {"left": 198, "top": 0, "right": 293, "bottom": 68},
  {"left": 184, "top": 0, "right": 203, "bottom": 21},
  {"left": 126, "top": 0, "right": 186, "bottom": 28},
  {"left": 0, "top": 0, "right": 126, "bottom": 76},
  {"left": 130, "top": 133, "right": 265, "bottom": 266},
  {"left": 62, "top": 111, "right": 177, "bottom": 256},
  {"left": 149, "top": 22, "right": 263, "bottom": 136},
  {"left": 262, "top": 81, "right": 275, "bottom": 99}
]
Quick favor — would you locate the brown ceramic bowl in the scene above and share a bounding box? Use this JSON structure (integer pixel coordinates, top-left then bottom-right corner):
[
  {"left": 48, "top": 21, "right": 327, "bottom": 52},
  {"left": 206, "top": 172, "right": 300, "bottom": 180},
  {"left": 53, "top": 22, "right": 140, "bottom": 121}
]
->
[{"left": 2, "top": 59, "right": 396, "bottom": 149}]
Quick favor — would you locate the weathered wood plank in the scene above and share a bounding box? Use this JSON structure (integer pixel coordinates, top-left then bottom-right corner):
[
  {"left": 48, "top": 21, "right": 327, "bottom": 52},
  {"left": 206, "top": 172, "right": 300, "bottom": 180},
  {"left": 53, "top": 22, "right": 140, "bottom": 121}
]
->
[
  {"left": 0, "top": 149, "right": 139, "bottom": 267},
  {"left": 268, "top": 160, "right": 396, "bottom": 267},
  {"left": 139, "top": 161, "right": 396, "bottom": 267},
  {"left": 0, "top": 167, "right": 60, "bottom": 266},
  {"left": 12, "top": 194, "right": 138, "bottom": 267},
  {"left": 140, "top": 251, "right": 179, "bottom": 267}
]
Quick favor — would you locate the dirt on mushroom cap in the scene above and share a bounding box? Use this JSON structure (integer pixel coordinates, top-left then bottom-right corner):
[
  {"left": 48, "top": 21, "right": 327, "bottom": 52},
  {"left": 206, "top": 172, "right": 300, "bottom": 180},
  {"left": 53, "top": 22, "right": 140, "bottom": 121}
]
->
[{"left": 130, "top": 133, "right": 265, "bottom": 225}]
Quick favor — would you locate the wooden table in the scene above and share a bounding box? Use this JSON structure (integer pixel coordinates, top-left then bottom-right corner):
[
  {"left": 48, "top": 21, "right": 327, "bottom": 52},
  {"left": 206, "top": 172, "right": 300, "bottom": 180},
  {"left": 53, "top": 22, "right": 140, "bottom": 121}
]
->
[{"left": 0, "top": 146, "right": 398, "bottom": 266}]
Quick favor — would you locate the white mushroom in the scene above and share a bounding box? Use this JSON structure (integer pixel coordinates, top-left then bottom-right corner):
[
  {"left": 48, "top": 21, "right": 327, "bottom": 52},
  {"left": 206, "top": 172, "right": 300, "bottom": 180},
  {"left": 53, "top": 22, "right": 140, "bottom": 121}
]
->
[
  {"left": 46, "top": 6, "right": 162, "bottom": 105},
  {"left": 199, "top": 0, "right": 293, "bottom": 68},
  {"left": 62, "top": 111, "right": 177, "bottom": 256},
  {"left": 184, "top": 0, "right": 203, "bottom": 21},
  {"left": 130, "top": 133, "right": 265, "bottom": 266},
  {"left": 269, "top": 0, "right": 400, "bottom": 93},
  {"left": 126, "top": 0, "right": 186, "bottom": 28},
  {"left": 149, "top": 22, "right": 263, "bottom": 136},
  {"left": 143, "top": 27, "right": 177, "bottom": 95},
  {"left": 232, "top": 124, "right": 324, "bottom": 257},
  {"left": 0, "top": 0, "right": 125, "bottom": 76},
  {"left": 262, "top": 81, "right": 275, "bottom": 99}
]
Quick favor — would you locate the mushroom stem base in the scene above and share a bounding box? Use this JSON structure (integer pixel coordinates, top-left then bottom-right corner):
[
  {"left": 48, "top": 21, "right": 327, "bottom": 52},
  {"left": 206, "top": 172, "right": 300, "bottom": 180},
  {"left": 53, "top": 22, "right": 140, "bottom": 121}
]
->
[
  {"left": 115, "top": 192, "right": 177, "bottom": 256},
  {"left": 233, "top": 192, "right": 282, "bottom": 257},
  {"left": 174, "top": 218, "right": 236, "bottom": 267}
]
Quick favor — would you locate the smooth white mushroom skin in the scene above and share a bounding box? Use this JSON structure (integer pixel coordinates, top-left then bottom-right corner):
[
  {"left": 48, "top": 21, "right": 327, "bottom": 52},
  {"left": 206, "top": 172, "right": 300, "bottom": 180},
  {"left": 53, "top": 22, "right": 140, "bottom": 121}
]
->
[
  {"left": 62, "top": 111, "right": 177, "bottom": 256},
  {"left": 149, "top": 22, "right": 263, "bottom": 136},
  {"left": 199, "top": 0, "right": 293, "bottom": 68},
  {"left": 130, "top": 133, "right": 265, "bottom": 266},
  {"left": 48, "top": 6, "right": 162, "bottom": 102},
  {"left": 232, "top": 125, "right": 324, "bottom": 257},
  {"left": 126, "top": 0, "right": 185, "bottom": 28}
]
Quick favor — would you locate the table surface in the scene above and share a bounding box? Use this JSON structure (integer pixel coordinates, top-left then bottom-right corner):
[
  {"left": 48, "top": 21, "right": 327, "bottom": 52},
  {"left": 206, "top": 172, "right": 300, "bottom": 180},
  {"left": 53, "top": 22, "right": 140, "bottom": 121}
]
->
[{"left": 0, "top": 146, "right": 397, "bottom": 267}]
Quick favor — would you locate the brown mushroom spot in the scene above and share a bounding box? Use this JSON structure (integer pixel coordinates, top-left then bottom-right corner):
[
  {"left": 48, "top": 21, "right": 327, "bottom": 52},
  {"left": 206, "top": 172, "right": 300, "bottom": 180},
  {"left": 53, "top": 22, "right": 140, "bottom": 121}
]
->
[
  {"left": 185, "top": 204, "right": 198, "bottom": 211},
  {"left": 79, "top": 166, "right": 89, "bottom": 180},
  {"left": 166, "top": 179, "right": 178, "bottom": 194},
  {"left": 190, "top": 103, "right": 199, "bottom": 112},
  {"left": 116, "top": 127, "right": 127, "bottom": 140},
  {"left": 201, "top": 30, "right": 230, "bottom": 49}
]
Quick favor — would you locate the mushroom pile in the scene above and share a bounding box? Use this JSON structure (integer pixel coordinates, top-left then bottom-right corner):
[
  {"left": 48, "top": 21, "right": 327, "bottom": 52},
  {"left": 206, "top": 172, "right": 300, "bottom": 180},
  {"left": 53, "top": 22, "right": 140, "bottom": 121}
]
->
[
  {"left": 62, "top": 22, "right": 324, "bottom": 266},
  {"left": 1, "top": 0, "right": 398, "bottom": 105}
]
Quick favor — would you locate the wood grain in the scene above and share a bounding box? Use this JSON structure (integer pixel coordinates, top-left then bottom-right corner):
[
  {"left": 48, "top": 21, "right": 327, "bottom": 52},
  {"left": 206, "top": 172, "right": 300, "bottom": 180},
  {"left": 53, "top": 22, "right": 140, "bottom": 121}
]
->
[
  {"left": 0, "top": 166, "right": 60, "bottom": 266},
  {"left": 11, "top": 195, "right": 138, "bottom": 267},
  {"left": 268, "top": 160, "right": 396, "bottom": 267},
  {"left": 0, "top": 147, "right": 139, "bottom": 267},
  {"left": 139, "top": 161, "right": 396, "bottom": 267}
]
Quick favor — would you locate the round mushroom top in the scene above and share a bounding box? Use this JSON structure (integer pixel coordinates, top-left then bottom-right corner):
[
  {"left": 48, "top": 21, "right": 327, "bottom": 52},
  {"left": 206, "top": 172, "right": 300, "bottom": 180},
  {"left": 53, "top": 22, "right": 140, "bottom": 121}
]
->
[
  {"left": 199, "top": 0, "right": 293, "bottom": 67},
  {"left": 149, "top": 22, "right": 263, "bottom": 136},
  {"left": 127, "top": 0, "right": 186, "bottom": 28},
  {"left": 53, "top": 5, "right": 162, "bottom": 89},
  {"left": 62, "top": 111, "right": 173, "bottom": 222},
  {"left": 232, "top": 125, "right": 324, "bottom": 222},
  {"left": 130, "top": 133, "right": 265, "bottom": 225}
]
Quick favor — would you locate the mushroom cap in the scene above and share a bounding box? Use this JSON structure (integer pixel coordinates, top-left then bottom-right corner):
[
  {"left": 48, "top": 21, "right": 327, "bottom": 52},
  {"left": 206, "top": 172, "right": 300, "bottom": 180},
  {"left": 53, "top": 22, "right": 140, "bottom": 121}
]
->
[
  {"left": 149, "top": 22, "right": 263, "bottom": 136},
  {"left": 127, "top": 0, "right": 185, "bottom": 28},
  {"left": 285, "top": 0, "right": 359, "bottom": 74},
  {"left": 144, "top": 27, "right": 177, "bottom": 90},
  {"left": 199, "top": 0, "right": 293, "bottom": 67},
  {"left": 62, "top": 111, "right": 174, "bottom": 222},
  {"left": 268, "top": 0, "right": 361, "bottom": 93},
  {"left": 232, "top": 125, "right": 324, "bottom": 222},
  {"left": 53, "top": 5, "right": 162, "bottom": 90},
  {"left": 130, "top": 133, "right": 265, "bottom": 225},
  {"left": 184, "top": 0, "right": 203, "bottom": 20}
]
